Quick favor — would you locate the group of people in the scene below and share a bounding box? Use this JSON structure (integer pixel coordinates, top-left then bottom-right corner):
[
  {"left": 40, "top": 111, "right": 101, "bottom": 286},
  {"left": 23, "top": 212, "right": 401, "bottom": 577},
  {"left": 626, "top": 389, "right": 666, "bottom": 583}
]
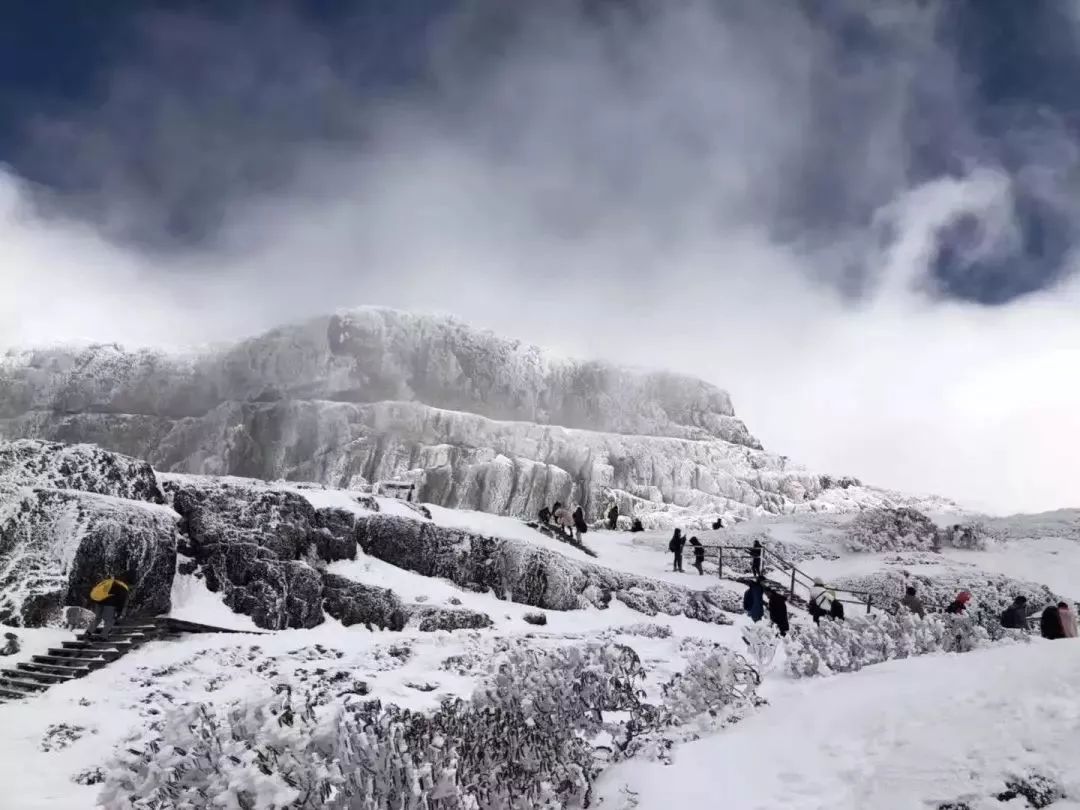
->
[
  {"left": 898, "top": 586, "right": 1080, "bottom": 641},
  {"left": 667, "top": 529, "right": 707, "bottom": 574},
  {"left": 742, "top": 577, "right": 790, "bottom": 635},
  {"left": 538, "top": 502, "right": 590, "bottom": 542},
  {"left": 1000, "top": 595, "right": 1078, "bottom": 639}
]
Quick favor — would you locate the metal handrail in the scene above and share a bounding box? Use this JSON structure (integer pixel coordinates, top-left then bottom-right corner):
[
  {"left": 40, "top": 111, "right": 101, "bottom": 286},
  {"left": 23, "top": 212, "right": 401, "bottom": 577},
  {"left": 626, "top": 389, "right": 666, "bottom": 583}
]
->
[{"left": 701, "top": 542, "right": 956, "bottom": 615}]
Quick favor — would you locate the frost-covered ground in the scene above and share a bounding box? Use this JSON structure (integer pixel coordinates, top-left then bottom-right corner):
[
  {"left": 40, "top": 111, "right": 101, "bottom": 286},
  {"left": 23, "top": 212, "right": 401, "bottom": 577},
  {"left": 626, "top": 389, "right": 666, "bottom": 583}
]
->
[
  {"left": 595, "top": 641, "right": 1080, "bottom": 810},
  {"left": 4, "top": 480, "right": 1080, "bottom": 809}
]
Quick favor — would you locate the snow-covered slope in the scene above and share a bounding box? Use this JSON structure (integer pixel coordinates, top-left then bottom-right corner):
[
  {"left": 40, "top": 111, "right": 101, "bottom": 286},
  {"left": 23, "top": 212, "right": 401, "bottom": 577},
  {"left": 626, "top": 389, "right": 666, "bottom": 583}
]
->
[
  {"left": 2, "top": 438, "right": 1080, "bottom": 809},
  {"left": 0, "top": 307, "right": 951, "bottom": 524}
]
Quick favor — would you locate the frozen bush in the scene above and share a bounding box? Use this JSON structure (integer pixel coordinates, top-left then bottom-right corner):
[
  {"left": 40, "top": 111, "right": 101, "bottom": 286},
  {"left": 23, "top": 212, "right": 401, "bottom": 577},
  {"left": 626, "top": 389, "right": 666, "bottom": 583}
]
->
[
  {"left": 784, "top": 612, "right": 998, "bottom": 677},
  {"left": 660, "top": 647, "right": 759, "bottom": 724},
  {"left": 844, "top": 507, "right": 940, "bottom": 553},
  {"left": 102, "top": 643, "right": 649, "bottom": 809},
  {"left": 740, "top": 622, "right": 780, "bottom": 671}
]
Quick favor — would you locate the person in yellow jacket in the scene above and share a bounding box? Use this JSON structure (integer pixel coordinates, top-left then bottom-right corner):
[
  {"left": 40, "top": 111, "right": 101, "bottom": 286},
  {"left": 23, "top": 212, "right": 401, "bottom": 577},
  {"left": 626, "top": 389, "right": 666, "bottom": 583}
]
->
[{"left": 87, "top": 576, "right": 130, "bottom": 638}]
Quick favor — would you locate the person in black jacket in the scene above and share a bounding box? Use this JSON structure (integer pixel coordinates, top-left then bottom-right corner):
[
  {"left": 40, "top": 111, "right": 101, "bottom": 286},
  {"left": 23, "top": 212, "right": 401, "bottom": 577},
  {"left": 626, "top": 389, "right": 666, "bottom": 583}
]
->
[
  {"left": 607, "top": 504, "right": 619, "bottom": 530},
  {"left": 1000, "top": 596, "right": 1029, "bottom": 631},
  {"left": 750, "top": 540, "right": 763, "bottom": 577},
  {"left": 87, "top": 575, "right": 130, "bottom": 638},
  {"left": 689, "top": 537, "right": 705, "bottom": 575},
  {"left": 1040, "top": 605, "right": 1065, "bottom": 640},
  {"left": 743, "top": 579, "right": 765, "bottom": 622},
  {"left": 767, "top": 590, "right": 789, "bottom": 636},
  {"left": 631, "top": 518, "right": 644, "bottom": 533},
  {"left": 538, "top": 506, "right": 551, "bottom": 525},
  {"left": 572, "top": 506, "right": 588, "bottom": 542},
  {"left": 669, "top": 529, "right": 685, "bottom": 572}
]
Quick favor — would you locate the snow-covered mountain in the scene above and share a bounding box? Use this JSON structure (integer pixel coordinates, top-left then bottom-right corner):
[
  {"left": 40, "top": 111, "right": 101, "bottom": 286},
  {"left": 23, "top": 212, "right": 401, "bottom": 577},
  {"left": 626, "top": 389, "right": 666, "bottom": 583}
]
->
[
  {"left": 0, "top": 307, "right": 952, "bottom": 527},
  {"left": 3, "top": 312, "right": 1078, "bottom": 809}
]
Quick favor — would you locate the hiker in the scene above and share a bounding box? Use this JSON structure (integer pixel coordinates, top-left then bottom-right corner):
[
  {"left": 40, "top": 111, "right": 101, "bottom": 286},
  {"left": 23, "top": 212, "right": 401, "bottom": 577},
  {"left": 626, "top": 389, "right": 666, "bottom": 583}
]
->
[
  {"left": 743, "top": 579, "right": 765, "bottom": 622},
  {"left": 553, "top": 503, "right": 573, "bottom": 538},
  {"left": 945, "top": 591, "right": 971, "bottom": 614},
  {"left": 900, "top": 585, "right": 926, "bottom": 618},
  {"left": 1040, "top": 605, "right": 1065, "bottom": 640},
  {"left": 689, "top": 536, "right": 705, "bottom": 575},
  {"left": 607, "top": 504, "right": 619, "bottom": 530},
  {"left": 1000, "top": 596, "right": 1029, "bottom": 631},
  {"left": 572, "top": 506, "right": 588, "bottom": 542},
  {"left": 768, "top": 590, "right": 789, "bottom": 636},
  {"left": 669, "top": 529, "right": 686, "bottom": 572},
  {"left": 0, "top": 632, "right": 19, "bottom": 656},
  {"left": 87, "top": 575, "right": 130, "bottom": 638},
  {"left": 1059, "top": 602, "right": 1078, "bottom": 638},
  {"left": 631, "top": 518, "right": 644, "bottom": 533},
  {"left": 809, "top": 577, "right": 832, "bottom": 624},
  {"left": 712, "top": 517, "right": 724, "bottom": 530},
  {"left": 538, "top": 505, "right": 551, "bottom": 525},
  {"left": 750, "top": 540, "right": 763, "bottom": 577}
]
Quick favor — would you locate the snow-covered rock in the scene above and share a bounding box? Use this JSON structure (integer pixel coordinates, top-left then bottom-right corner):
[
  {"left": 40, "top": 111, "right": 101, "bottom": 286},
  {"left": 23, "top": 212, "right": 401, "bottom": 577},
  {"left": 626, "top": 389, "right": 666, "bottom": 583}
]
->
[
  {"left": 0, "top": 439, "right": 163, "bottom": 502},
  {"left": 321, "top": 573, "right": 408, "bottom": 631},
  {"left": 0, "top": 308, "right": 951, "bottom": 525},
  {"left": 0, "top": 441, "right": 177, "bottom": 625},
  {"left": 357, "top": 513, "right": 735, "bottom": 624}
]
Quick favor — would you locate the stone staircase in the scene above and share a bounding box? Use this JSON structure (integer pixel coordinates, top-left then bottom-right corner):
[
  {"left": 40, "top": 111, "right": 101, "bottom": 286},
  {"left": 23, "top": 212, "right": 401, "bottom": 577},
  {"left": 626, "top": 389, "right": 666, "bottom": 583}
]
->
[{"left": 0, "top": 616, "right": 258, "bottom": 702}]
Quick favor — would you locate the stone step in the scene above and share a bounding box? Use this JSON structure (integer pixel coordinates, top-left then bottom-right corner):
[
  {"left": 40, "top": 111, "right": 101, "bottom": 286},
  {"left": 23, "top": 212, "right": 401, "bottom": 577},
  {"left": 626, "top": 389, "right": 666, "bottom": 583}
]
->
[
  {"left": 0, "top": 684, "right": 31, "bottom": 700},
  {"left": 27, "top": 657, "right": 99, "bottom": 674},
  {"left": 52, "top": 648, "right": 121, "bottom": 665},
  {"left": 14, "top": 664, "right": 77, "bottom": 683},
  {"left": 0, "top": 672, "right": 51, "bottom": 691},
  {"left": 66, "top": 638, "right": 135, "bottom": 651}
]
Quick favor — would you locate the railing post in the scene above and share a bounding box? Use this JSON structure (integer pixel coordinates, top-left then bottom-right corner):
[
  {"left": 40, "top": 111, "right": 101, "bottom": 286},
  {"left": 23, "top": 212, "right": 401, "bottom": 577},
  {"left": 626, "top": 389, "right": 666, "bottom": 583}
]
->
[
  {"left": 718, "top": 547, "right": 723, "bottom": 580},
  {"left": 866, "top": 595, "right": 872, "bottom": 615},
  {"left": 789, "top": 568, "right": 796, "bottom": 598}
]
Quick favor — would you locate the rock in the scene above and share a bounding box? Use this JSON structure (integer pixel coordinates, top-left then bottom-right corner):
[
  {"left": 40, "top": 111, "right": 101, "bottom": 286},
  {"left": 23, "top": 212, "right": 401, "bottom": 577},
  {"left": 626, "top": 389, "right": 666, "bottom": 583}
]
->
[
  {"left": 0, "top": 439, "right": 164, "bottom": 503},
  {"left": 165, "top": 476, "right": 362, "bottom": 629},
  {"left": 201, "top": 543, "right": 323, "bottom": 630},
  {"left": 65, "top": 606, "right": 94, "bottom": 630},
  {"left": 356, "top": 514, "right": 733, "bottom": 625},
  {"left": 321, "top": 573, "right": 408, "bottom": 631},
  {"left": 1, "top": 311, "right": 950, "bottom": 527},
  {"left": 411, "top": 606, "right": 493, "bottom": 632},
  {"left": 523, "top": 612, "right": 547, "bottom": 626},
  {"left": 0, "top": 487, "right": 178, "bottom": 626}
]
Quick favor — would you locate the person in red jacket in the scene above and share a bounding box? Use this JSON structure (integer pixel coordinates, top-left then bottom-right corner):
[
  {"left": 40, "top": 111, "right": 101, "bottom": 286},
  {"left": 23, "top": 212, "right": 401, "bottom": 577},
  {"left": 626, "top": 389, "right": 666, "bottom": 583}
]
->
[{"left": 945, "top": 591, "right": 971, "bottom": 614}]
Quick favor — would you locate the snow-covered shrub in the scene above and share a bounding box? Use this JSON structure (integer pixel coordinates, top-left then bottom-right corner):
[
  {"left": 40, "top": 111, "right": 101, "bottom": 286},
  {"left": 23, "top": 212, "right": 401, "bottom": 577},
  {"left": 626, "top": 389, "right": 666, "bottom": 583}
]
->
[
  {"left": 608, "top": 622, "right": 673, "bottom": 639},
  {"left": 784, "top": 612, "right": 992, "bottom": 677},
  {"left": 939, "top": 522, "right": 996, "bottom": 551},
  {"left": 660, "top": 647, "right": 759, "bottom": 724},
  {"left": 834, "top": 569, "right": 1060, "bottom": 626},
  {"left": 844, "top": 507, "right": 940, "bottom": 553},
  {"left": 102, "top": 643, "right": 650, "bottom": 809},
  {"left": 741, "top": 622, "right": 780, "bottom": 670}
]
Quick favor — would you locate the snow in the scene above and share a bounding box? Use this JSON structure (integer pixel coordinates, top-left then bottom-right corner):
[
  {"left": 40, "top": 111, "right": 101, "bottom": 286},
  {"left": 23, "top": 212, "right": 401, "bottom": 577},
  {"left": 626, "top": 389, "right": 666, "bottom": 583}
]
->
[
  {"left": 168, "top": 571, "right": 260, "bottom": 631},
  {"left": 596, "top": 641, "right": 1080, "bottom": 809}
]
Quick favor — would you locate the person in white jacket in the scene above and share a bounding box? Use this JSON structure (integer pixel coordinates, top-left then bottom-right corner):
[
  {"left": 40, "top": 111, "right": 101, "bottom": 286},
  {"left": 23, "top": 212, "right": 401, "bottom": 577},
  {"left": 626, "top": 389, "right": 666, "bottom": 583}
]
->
[{"left": 809, "top": 577, "right": 833, "bottom": 624}]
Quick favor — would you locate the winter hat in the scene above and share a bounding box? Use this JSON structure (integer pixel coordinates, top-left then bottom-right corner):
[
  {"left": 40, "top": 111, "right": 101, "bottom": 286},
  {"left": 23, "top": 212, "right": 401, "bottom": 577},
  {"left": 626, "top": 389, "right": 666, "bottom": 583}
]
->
[
  {"left": 813, "top": 577, "right": 824, "bottom": 586},
  {"left": 957, "top": 591, "right": 972, "bottom": 603}
]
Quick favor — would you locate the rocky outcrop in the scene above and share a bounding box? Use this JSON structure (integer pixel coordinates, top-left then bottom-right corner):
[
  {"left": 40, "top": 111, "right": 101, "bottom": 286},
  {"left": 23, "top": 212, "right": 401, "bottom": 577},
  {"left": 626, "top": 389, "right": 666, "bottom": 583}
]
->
[
  {"left": 0, "top": 439, "right": 163, "bottom": 502},
  {"left": 322, "top": 573, "right": 408, "bottom": 630},
  {"left": 2, "top": 308, "right": 898, "bottom": 526},
  {"left": 410, "top": 606, "right": 493, "bottom": 632},
  {"left": 0, "top": 487, "right": 177, "bottom": 626},
  {"left": 356, "top": 514, "right": 734, "bottom": 624},
  {"left": 164, "top": 477, "right": 367, "bottom": 629}
]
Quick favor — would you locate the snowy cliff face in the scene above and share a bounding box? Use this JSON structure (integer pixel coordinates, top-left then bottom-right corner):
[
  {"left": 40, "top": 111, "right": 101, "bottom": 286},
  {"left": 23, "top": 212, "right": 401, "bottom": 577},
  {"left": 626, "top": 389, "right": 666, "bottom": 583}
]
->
[{"left": 0, "top": 307, "right": 940, "bottom": 523}]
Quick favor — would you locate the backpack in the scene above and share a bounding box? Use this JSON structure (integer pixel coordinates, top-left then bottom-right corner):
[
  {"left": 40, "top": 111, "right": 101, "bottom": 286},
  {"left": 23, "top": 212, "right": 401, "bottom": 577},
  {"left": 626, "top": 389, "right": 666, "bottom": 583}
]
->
[
  {"left": 90, "top": 578, "right": 128, "bottom": 602},
  {"left": 90, "top": 578, "right": 115, "bottom": 602}
]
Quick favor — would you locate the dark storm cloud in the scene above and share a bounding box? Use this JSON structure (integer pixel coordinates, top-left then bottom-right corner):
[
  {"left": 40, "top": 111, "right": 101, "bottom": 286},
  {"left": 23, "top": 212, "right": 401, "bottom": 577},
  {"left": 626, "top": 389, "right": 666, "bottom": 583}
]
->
[{"left": 3, "top": 0, "right": 1080, "bottom": 513}]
